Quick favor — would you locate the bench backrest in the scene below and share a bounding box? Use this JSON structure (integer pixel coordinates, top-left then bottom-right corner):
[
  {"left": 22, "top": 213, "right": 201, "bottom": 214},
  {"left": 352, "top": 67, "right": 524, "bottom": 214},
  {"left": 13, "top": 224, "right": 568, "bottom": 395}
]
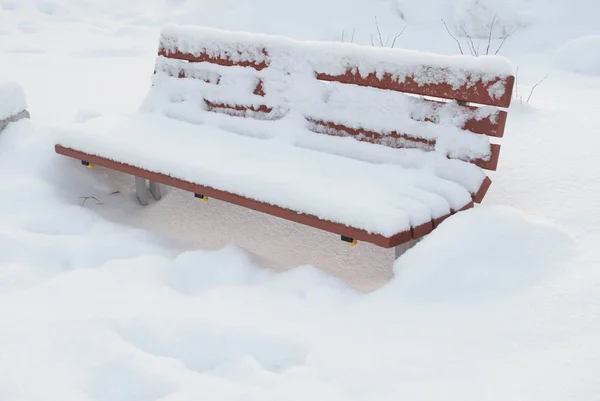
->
[{"left": 152, "top": 25, "right": 515, "bottom": 171}]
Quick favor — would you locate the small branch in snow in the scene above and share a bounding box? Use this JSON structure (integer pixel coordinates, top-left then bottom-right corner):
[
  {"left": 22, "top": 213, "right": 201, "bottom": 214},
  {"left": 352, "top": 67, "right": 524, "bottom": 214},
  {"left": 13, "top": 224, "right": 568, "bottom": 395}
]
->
[
  {"left": 495, "top": 27, "right": 518, "bottom": 55},
  {"left": 375, "top": 17, "right": 384, "bottom": 47},
  {"left": 441, "top": 19, "right": 464, "bottom": 55},
  {"left": 526, "top": 75, "right": 548, "bottom": 103},
  {"left": 460, "top": 25, "right": 478, "bottom": 56},
  {"left": 390, "top": 25, "right": 407, "bottom": 48},
  {"left": 341, "top": 29, "right": 355, "bottom": 43},
  {"left": 485, "top": 14, "right": 496, "bottom": 55},
  {"left": 79, "top": 196, "right": 102, "bottom": 206},
  {"left": 369, "top": 18, "right": 406, "bottom": 48}
]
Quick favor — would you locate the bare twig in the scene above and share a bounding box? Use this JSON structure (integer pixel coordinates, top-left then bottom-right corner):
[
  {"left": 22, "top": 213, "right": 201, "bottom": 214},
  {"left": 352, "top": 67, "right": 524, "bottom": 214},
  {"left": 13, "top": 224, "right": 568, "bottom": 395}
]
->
[
  {"left": 486, "top": 14, "right": 497, "bottom": 55},
  {"left": 390, "top": 25, "right": 407, "bottom": 48},
  {"left": 526, "top": 75, "right": 548, "bottom": 103},
  {"left": 370, "top": 33, "right": 375, "bottom": 47},
  {"left": 495, "top": 27, "right": 518, "bottom": 55},
  {"left": 341, "top": 30, "right": 345, "bottom": 42},
  {"left": 460, "top": 25, "right": 477, "bottom": 56},
  {"left": 79, "top": 196, "right": 102, "bottom": 206},
  {"left": 441, "top": 19, "right": 464, "bottom": 55},
  {"left": 351, "top": 28, "right": 355, "bottom": 43},
  {"left": 375, "top": 17, "right": 384, "bottom": 47}
]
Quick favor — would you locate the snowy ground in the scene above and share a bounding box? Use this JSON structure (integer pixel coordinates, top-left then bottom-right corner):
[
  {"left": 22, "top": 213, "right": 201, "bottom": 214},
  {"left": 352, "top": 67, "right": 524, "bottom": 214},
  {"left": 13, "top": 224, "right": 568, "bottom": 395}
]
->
[{"left": 1, "top": 0, "right": 599, "bottom": 400}]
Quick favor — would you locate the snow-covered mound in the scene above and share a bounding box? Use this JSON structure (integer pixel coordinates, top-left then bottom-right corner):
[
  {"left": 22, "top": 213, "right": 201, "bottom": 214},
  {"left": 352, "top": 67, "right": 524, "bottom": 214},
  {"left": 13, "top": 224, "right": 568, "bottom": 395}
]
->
[
  {"left": 0, "top": 120, "right": 582, "bottom": 400},
  {"left": 0, "top": 81, "right": 27, "bottom": 121},
  {"left": 390, "top": 206, "right": 573, "bottom": 300},
  {"left": 555, "top": 35, "right": 600, "bottom": 76},
  {"left": 1, "top": 0, "right": 600, "bottom": 399}
]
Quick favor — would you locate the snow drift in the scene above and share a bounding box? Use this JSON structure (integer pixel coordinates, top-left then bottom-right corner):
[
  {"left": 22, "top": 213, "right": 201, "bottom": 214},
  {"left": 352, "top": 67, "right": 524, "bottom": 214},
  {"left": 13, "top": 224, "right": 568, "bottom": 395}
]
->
[
  {"left": 555, "top": 35, "right": 600, "bottom": 76},
  {"left": 1, "top": 0, "right": 600, "bottom": 400}
]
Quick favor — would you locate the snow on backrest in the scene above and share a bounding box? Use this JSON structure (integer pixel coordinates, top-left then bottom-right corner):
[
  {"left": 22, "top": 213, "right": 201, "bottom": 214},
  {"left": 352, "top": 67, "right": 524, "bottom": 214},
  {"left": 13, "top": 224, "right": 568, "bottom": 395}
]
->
[{"left": 152, "top": 25, "right": 515, "bottom": 171}]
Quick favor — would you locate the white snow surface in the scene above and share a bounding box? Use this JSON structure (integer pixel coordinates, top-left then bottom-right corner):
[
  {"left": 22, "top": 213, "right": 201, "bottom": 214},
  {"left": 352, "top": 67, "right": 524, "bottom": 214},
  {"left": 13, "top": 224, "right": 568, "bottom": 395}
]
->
[
  {"left": 555, "top": 35, "right": 600, "bottom": 76},
  {"left": 1, "top": 0, "right": 600, "bottom": 400},
  {"left": 0, "top": 81, "right": 27, "bottom": 120}
]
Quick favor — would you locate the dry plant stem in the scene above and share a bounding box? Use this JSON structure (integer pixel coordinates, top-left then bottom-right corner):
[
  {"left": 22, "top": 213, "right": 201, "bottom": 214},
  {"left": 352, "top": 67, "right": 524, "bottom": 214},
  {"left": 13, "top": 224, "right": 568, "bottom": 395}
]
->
[
  {"left": 527, "top": 75, "right": 548, "bottom": 103},
  {"left": 495, "top": 28, "right": 518, "bottom": 55},
  {"left": 390, "top": 25, "right": 407, "bottom": 48},
  {"left": 486, "top": 14, "right": 496, "bottom": 55},
  {"left": 375, "top": 17, "right": 384, "bottom": 47},
  {"left": 79, "top": 196, "right": 102, "bottom": 206},
  {"left": 441, "top": 19, "right": 464, "bottom": 55},
  {"left": 460, "top": 26, "right": 478, "bottom": 56}
]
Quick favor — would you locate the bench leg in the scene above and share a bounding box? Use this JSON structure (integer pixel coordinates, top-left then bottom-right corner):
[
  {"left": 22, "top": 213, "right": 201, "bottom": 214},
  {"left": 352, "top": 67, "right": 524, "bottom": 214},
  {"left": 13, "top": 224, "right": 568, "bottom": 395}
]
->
[
  {"left": 135, "top": 176, "right": 149, "bottom": 206},
  {"left": 394, "top": 239, "right": 419, "bottom": 259},
  {"left": 149, "top": 181, "right": 162, "bottom": 201}
]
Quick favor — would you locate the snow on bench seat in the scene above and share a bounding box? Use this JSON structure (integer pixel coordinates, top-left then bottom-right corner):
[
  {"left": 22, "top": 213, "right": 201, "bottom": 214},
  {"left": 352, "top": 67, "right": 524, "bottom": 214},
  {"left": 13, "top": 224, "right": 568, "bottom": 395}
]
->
[
  {"left": 55, "top": 113, "right": 476, "bottom": 239},
  {"left": 0, "top": 81, "right": 29, "bottom": 133}
]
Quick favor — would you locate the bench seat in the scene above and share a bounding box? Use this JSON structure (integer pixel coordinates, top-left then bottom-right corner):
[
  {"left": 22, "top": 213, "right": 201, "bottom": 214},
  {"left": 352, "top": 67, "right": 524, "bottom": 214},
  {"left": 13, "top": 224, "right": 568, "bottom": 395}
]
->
[{"left": 55, "top": 112, "right": 481, "bottom": 245}]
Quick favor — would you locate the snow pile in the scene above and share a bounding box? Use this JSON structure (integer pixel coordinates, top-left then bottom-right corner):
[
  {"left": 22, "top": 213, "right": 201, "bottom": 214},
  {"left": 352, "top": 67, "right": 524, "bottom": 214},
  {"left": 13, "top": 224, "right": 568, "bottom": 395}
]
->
[
  {"left": 0, "top": 118, "right": 585, "bottom": 399},
  {"left": 0, "top": 81, "right": 27, "bottom": 120},
  {"left": 389, "top": 206, "right": 573, "bottom": 300},
  {"left": 1, "top": 0, "right": 600, "bottom": 399},
  {"left": 555, "top": 35, "right": 600, "bottom": 76}
]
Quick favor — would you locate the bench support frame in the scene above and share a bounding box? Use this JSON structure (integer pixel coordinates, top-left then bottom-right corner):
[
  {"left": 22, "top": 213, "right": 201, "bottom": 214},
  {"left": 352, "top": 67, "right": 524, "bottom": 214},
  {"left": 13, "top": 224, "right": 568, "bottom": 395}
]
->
[
  {"left": 135, "top": 176, "right": 149, "bottom": 206},
  {"left": 149, "top": 181, "right": 162, "bottom": 200},
  {"left": 135, "top": 177, "right": 162, "bottom": 205},
  {"left": 394, "top": 239, "right": 420, "bottom": 259}
]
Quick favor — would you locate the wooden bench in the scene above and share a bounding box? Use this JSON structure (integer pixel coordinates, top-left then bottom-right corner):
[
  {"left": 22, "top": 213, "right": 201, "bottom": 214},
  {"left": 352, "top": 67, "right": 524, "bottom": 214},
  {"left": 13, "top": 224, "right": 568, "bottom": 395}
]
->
[
  {"left": 54, "top": 25, "right": 514, "bottom": 257},
  {"left": 0, "top": 82, "right": 30, "bottom": 133}
]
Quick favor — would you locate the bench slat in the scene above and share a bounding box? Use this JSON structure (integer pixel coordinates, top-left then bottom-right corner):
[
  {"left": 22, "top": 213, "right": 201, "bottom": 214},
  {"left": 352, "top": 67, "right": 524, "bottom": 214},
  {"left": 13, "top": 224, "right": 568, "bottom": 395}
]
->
[
  {"left": 316, "top": 70, "right": 514, "bottom": 108},
  {"left": 158, "top": 48, "right": 269, "bottom": 70},
  {"left": 308, "top": 119, "right": 501, "bottom": 170},
  {"left": 158, "top": 46, "right": 514, "bottom": 109}
]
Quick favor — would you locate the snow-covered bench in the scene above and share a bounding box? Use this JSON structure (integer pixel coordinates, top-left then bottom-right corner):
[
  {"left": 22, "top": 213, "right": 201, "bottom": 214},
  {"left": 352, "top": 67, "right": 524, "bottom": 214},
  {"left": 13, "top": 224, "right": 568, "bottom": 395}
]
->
[
  {"left": 54, "top": 25, "right": 514, "bottom": 255},
  {"left": 0, "top": 82, "right": 30, "bottom": 133}
]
